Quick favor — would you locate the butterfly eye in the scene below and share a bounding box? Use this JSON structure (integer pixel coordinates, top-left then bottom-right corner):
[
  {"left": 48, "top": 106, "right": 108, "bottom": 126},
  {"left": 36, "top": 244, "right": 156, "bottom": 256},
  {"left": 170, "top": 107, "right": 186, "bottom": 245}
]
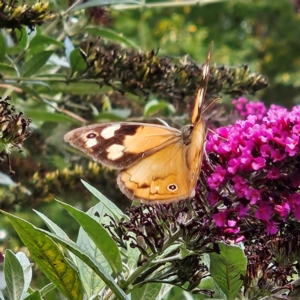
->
[{"left": 167, "top": 184, "right": 178, "bottom": 192}]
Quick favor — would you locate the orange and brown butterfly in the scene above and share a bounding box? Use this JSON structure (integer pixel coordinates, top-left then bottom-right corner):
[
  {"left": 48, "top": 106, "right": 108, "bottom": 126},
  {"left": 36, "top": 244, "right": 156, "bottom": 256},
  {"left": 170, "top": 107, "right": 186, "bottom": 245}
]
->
[{"left": 64, "top": 49, "right": 212, "bottom": 204}]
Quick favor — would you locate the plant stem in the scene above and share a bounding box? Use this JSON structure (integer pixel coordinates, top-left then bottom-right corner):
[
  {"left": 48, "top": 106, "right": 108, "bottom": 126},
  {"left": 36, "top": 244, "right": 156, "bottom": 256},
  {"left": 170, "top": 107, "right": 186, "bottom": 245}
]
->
[{"left": 113, "top": 0, "right": 223, "bottom": 10}]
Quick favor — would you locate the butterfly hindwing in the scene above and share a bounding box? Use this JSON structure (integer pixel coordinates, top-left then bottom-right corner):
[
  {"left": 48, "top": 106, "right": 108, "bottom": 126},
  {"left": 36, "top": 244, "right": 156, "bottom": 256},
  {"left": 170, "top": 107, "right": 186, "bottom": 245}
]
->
[{"left": 117, "top": 140, "right": 192, "bottom": 204}]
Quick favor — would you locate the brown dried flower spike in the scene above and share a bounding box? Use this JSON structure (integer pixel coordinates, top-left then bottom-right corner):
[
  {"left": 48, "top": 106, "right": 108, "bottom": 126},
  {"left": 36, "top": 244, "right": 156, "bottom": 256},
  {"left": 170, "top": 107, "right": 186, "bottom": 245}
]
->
[
  {"left": 0, "top": 96, "right": 31, "bottom": 174},
  {"left": 0, "top": 0, "right": 53, "bottom": 31}
]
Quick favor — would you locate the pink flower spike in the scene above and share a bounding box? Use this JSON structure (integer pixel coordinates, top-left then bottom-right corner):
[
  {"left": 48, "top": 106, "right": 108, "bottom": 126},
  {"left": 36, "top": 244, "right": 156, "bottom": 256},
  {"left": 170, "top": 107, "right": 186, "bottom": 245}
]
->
[
  {"left": 208, "top": 192, "right": 219, "bottom": 206},
  {"left": 274, "top": 202, "right": 290, "bottom": 219},
  {"left": 213, "top": 211, "right": 227, "bottom": 227},
  {"left": 255, "top": 202, "right": 273, "bottom": 221},
  {"left": 227, "top": 219, "right": 237, "bottom": 227},
  {"left": 224, "top": 227, "right": 240, "bottom": 234},
  {"left": 267, "top": 168, "right": 280, "bottom": 179},
  {"left": 237, "top": 205, "right": 249, "bottom": 217},
  {"left": 285, "top": 135, "right": 299, "bottom": 156},
  {"left": 235, "top": 236, "right": 245, "bottom": 243},
  {"left": 265, "top": 221, "right": 278, "bottom": 235},
  {"left": 251, "top": 157, "right": 266, "bottom": 170}
]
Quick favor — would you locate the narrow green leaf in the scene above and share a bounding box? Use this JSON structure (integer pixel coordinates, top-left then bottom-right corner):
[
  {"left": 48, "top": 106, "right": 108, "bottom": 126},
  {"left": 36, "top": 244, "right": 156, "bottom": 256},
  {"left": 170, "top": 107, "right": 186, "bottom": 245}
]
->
[
  {"left": 94, "top": 109, "right": 131, "bottom": 121},
  {"left": 1, "top": 211, "right": 83, "bottom": 300},
  {"left": 0, "top": 33, "right": 6, "bottom": 62},
  {"left": 76, "top": 203, "right": 117, "bottom": 298},
  {"left": 24, "top": 109, "right": 81, "bottom": 125},
  {"left": 81, "top": 27, "right": 139, "bottom": 49},
  {"left": 69, "top": 48, "right": 87, "bottom": 74},
  {"left": 144, "top": 99, "right": 175, "bottom": 117},
  {"left": 131, "top": 283, "right": 163, "bottom": 300},
  {"left": 76, "top": 227, "right": 106, "bottom": 298},
  {"left": 22, "top": 51, "right": 54, "bottom": 77},
  {"left": 29, "top": 35, "right": 64, "bottom": 49},
  {"left": 72, "top": 0, "right": 142, "bottom": 11},
  {"left": 93, "top": 112, "right": 125, "bottom": 122},
  {"left": 0, "top": 63, "right": 16, "bottom": 73},
  {"left": 35, "top": 227, "right": 128, "bottom": 300},
  {"left": 4, "top": 250, "right": 25, "bottom": 300},
  {"left": 56, "top": 200, "right": 122, "bottom": 275},
  {"left": 0, "top": 291, "right": 4, "bottom": 300},
  {"left": 15, "top": 252, "right": 33, "bottom": 298},
  {"left": 17, "top": 84, "right": 50, "bottom": 103},
  {"left": 81, "top": 180, "right": 127, "bottom": 221},
  {"left": 34, "top": 210, "right": 71, "bottom": 242},
  {"left": 33, "top": 210, "right": 77, "bottom": 265},
  {"left": 209, "top": 242, "right": 246, "bottom": 299},
  {"left": 25, "top": 290, "right": 43, "bottom": 300},
  {"left": 15, "top": 26, "right": 28, "bottom": 49}
]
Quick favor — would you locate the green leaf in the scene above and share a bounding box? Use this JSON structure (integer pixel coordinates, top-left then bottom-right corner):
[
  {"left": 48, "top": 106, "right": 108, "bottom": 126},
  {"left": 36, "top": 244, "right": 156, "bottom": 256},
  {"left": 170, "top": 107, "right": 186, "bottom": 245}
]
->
[
  {"left": 1, "top": 211, "right": 83, "bottom": 300},
  {"left": 69, "top": 48, "right": 87, "bottom": 75},
  {"left": 17, "top": 84, "right": 50, "bottom": 102},
  {"left": 76, "top": 227, "right": 106, "bottom": 298},
  {"left": 56, "top": 200, "right": 122, "bottom": 275},
  {"left": 144, "top": 99, "right": 175, "bottom": 117},
  {"left": 29, "top": 35, "right": 64, "bottom": 50},
  {"left": 25, "top": 290, "right": 43, "bottom": 300},
  {"left": 75, "top": 203, "right": 114, "bottom": 298},
  {"left": 15, "top": 252, "right": 33, "bottom": 298},
  {"left": 0, "top": 63, "right": 16, "bottom": 74},
  {"left": 72, "top": 0, "right": 142, "bottom": 11},
  {"left": 93, "top": 112, "right": 126, "bottom": 122},
  {"left": 4, "top": 250, "right": 25, "bottom": 300},
  {"left": 0, "top": 33, "right": 6, "bottom": 62},
  {"left": 36, "top": 227, "right": 128, "bottom": 300},
  {"left": 209, "top": 242, "right": 247, "bottom": 299},
  {"left": 81, "top": 27, "right": 139, "bottom": 49},
  {"left": 15, "top": 26, "right": 28, "bottom": 49},
  {"left": 81, "top": 180, "right": 127, "bottom": 221},
  {"left": 33, "top": 210, "right": 77, "bottom": 265},
  {"left": 22, "top": 51, "right": 54, "bottom": 77},
  {"left": 24, "top": 109, "right": 82, "bottom": 125},
  {"left": 131, "top": 283, "right": 166, "bottom": 300}
]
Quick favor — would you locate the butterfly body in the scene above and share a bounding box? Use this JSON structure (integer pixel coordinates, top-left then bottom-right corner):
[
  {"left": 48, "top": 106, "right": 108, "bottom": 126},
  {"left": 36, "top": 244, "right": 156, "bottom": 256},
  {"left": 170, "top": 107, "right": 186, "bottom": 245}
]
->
[{"left": 64, "top": 50, "right": 211, "bottom": 204}]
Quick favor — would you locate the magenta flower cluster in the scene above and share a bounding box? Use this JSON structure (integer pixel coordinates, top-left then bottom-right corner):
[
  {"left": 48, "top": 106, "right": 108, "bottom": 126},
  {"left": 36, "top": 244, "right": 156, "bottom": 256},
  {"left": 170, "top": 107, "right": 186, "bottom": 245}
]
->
[{"left": 205, "top": 98, "right": 300, "bottom": 235}]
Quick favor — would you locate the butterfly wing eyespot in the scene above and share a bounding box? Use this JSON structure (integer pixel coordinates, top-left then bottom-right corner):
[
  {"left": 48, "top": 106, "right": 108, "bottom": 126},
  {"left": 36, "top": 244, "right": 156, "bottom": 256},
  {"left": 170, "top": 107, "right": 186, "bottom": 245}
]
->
[
  {"left": 167, "top": 184, "right": 178, "bottom": 192},
  {"left": 86, "top": 132, "right": 97, "bottom": 139}
]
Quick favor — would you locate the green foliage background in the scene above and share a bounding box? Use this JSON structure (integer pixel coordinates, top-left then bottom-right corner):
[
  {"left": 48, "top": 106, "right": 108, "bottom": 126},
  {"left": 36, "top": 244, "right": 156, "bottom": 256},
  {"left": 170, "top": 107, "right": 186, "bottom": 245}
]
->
[{"left": 0, "top": 0, "right": 299, "bottom": 298}]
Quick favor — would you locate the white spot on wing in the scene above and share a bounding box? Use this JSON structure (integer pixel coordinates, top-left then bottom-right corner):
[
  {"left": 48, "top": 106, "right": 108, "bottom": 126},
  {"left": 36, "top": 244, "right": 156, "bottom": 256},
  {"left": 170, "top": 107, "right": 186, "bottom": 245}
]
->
[
  {"left": 85, "top": 138, "right": 98, "bottom": 148},
  {"left": 107, "top": 144, "right": 125, "bottom": 160},
  {"left": 101, "top": 124, "right": 121, "bottom": 139}
]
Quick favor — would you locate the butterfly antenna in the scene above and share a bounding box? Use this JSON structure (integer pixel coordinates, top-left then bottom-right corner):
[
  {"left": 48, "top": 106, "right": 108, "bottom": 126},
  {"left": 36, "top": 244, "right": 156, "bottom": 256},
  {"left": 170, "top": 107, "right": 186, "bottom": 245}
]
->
[
  {"left": 201, "top": 97, "right": 222, "bottom": 114},
  {"left": 207, "top": 127, "right": 227, "bottom": 141},
  {"left": 156, "top": 118, "right": 170, "bottom": 127}
]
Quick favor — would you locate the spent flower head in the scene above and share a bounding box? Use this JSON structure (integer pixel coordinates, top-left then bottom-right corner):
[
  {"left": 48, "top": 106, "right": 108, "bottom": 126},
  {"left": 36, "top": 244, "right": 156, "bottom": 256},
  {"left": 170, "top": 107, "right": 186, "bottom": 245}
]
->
[
  {"left": 0, "top": 0, "right": 53, "bottom": 31},
  {"left": 0, "top": 96, "right": 31, "bottom": 173}
]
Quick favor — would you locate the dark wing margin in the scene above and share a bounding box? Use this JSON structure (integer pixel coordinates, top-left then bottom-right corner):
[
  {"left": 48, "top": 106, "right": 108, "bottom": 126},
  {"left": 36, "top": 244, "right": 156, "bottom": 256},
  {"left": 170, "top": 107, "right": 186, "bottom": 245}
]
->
[{"left": 191, "top": 45, "right": 212, "bottom": 125}]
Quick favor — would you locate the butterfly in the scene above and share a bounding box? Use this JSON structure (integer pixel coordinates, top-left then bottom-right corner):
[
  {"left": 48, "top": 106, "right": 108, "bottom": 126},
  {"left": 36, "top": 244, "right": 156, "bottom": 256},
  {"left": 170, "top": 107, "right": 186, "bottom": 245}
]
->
[{"left": 64, "top": 50, "right": 212, "bottom": 204}]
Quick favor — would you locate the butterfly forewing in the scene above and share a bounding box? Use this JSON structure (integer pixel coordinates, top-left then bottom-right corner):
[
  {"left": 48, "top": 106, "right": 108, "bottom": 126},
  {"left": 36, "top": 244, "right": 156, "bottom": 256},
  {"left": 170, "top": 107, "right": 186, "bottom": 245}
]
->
[
  {"left": 191, "top": 50, "right": 211, "bottom": 125},
  {"left": 64, "top": 122, "right": 182, "bottom": 169}
]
